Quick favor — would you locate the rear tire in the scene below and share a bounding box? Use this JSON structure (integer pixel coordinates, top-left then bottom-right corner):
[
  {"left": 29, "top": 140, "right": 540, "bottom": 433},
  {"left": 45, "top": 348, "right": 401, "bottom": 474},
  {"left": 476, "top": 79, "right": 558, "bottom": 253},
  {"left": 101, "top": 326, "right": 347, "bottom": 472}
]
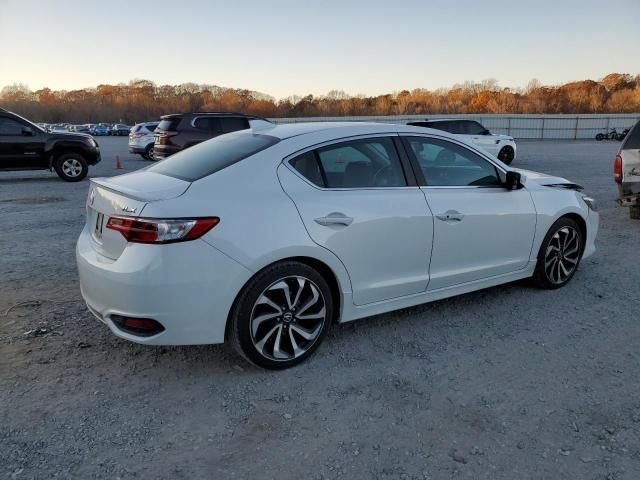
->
[
  {"left": 630, "top": 205, "right": 640, "bottom": 220},
  {"left": 228, "top": 261, "right": 333, "bottom": 370},
  {"left": 54, "top": 153, "right": 88, "bottom": 182},
  {"left": 497, "top": 145, "right": 515, "bottom": 165},
  {"left": 143, "top": 144, "right": 155, "bottom": 161},
  {"left": 595, "top": 133, "right": 605, "bottom": 141},
  {"left": 532, "top": 217, "right": 584, "bottom": 289}
]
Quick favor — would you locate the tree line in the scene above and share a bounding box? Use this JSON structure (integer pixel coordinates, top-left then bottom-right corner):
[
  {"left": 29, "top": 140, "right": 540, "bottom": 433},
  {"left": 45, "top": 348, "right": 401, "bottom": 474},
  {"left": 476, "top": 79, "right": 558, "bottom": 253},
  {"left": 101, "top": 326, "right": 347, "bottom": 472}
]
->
[{"left": 1, "top": 73, "right": 638, "bottom": 124}]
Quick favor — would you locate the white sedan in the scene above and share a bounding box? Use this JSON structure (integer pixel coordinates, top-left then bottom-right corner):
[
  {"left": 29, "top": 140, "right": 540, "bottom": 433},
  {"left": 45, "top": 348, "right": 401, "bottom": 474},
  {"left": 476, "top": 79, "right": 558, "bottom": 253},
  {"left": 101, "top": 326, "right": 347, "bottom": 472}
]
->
[{"left": 76, "top": 122, "right": 598, "bottom": 369}]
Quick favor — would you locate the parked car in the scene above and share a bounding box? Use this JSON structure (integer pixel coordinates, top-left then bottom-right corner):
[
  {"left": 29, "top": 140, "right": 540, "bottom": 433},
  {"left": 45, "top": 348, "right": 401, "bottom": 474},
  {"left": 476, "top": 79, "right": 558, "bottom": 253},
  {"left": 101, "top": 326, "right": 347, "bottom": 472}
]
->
[
  {"left": 128, "top": 121, "right": 159, "bottom": 160},
  {"left": 153, "top": 112, "right": 272, "bottom": 160},
  {"left": 91, "top": 124, "right": 110, "bottom": 136},
  {"left": 76, "top": 122, "right": 598, "bottom": 369},
  {"left": 614, "top": 120, "right": 640, "bottom": 219},
  {"left": 110, "top": 124, "right": 130, "bottom": 136},
  {"left": 73, "top": 124, "right": 91, "bottom": 134},
  {"left": 408, "top": 119, "right": 517, "bottom": 164},
  {"left": 0, "top": 108, "right": 101, "bottom": 181}
]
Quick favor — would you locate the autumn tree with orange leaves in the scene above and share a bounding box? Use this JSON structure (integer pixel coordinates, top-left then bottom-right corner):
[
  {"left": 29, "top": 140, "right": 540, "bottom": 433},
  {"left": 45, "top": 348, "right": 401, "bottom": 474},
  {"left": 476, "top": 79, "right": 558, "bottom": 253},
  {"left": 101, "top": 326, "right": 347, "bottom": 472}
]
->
[{"left": 1, "top": 74, "right": 638, "bottom": 124}]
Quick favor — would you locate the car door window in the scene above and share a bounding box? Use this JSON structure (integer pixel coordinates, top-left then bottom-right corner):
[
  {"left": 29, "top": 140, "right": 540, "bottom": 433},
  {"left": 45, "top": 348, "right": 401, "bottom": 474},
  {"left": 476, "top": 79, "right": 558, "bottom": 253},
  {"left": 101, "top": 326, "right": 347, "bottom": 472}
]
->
[
  {"left": 221, "top": 117, "right": 250, "bottom": 133},
  {"left": 291, "top": 137, "right": 407, "bottom": 188},
  {"left": 405, "top": 137, "right": 502, "bottom": 187},
  {"left": 193, "top": 117, "right": 222, "bottom": 133},
  {"left": 0, "top": 117, "right": 25, "bottom": 136},
  {"left": 464, "top": 121, "right": 487, "bottom": 135}
]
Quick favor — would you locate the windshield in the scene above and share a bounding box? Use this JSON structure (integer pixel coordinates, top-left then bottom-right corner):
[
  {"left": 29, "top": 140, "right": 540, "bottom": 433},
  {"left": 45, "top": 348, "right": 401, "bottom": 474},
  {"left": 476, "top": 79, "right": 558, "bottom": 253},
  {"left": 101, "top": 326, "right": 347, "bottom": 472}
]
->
[{"left": 148, "top": 131, "right": 279, "bottom": 181}]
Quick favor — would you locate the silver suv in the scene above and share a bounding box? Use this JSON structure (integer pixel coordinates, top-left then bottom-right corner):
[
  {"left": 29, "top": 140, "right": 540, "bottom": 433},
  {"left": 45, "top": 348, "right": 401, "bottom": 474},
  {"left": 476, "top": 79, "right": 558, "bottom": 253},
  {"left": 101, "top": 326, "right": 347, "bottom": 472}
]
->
[
  {"left": 615, "top": 120, "right": 640, "bottom": 219},
  {"left": 128, "top": 121, "right": 159, "bottom": 160}
]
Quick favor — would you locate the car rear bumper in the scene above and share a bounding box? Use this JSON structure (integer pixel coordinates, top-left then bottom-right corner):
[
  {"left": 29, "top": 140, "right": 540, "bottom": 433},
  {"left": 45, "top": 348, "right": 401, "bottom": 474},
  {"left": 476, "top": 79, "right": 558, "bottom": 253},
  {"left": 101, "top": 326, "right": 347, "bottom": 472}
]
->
[
  {"left": 76, "top": 226, "right": 252, "bottom": 345},
  {"left": 153, "top": 145, "right": 181, "bottom": 159}
]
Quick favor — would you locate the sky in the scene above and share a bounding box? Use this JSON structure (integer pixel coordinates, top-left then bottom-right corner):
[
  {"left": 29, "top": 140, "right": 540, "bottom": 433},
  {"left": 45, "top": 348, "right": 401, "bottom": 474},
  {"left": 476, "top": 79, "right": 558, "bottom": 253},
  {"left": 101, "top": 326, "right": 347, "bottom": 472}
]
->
[{"left": 1, "top": 0, "right": 639, "bottom": 99}]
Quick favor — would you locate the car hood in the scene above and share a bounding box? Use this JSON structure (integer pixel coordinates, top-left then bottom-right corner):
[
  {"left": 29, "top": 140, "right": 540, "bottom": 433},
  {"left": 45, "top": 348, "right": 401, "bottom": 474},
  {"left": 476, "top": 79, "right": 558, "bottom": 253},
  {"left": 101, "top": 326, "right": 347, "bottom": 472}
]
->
[
  {"left": 511, "top": 168, "right": 581, "bottom": 189},
  {"left": 47, "top": 131, "right": 94, "bottom": 141}
]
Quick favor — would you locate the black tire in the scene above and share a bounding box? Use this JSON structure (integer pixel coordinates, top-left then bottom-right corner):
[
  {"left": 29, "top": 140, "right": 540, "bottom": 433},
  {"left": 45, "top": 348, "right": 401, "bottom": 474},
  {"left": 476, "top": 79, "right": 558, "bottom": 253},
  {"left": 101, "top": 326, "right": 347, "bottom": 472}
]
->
[
  {"left": 497, "top": 145, "right": 515, "bottom": 165},
  {"left": 228, "top": 261, "right": 333, "bottom": 370},
  {"left": 595, "top": 133, "right": 605, "bottom": 141},
  {"left": 630, "top": 205, "right": 640, "bottom": 220},
  {"left": 143, "top": 144, "right": 155, "bottom": 161},
  {"left": 54, "top": 153, "right": 88, "bottom": 182},
  {"left": 532, "top": 217, "right": 584, "bottom": 289}
]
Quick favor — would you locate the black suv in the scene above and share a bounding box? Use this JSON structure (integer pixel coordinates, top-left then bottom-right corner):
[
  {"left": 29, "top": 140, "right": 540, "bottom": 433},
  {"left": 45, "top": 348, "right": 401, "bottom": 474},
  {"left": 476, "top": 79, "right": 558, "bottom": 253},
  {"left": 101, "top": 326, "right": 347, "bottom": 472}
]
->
[
  {"left": 0, "top": 108, "right": 101, "bottom": 181},
  {"left": 153, "top": 112, "right": 271, "bottom": 159}
]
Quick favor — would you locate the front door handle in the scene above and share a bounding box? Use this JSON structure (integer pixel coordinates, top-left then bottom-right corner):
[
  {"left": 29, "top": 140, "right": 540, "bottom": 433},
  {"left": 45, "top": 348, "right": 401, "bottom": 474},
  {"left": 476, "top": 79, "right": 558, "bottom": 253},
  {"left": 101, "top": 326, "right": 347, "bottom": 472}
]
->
[
  {"left": 436, "top": 210, "right": 464, "bottom": 222},
  {"left": 314, "top": 212, "right": 353, "bottom": 226}
]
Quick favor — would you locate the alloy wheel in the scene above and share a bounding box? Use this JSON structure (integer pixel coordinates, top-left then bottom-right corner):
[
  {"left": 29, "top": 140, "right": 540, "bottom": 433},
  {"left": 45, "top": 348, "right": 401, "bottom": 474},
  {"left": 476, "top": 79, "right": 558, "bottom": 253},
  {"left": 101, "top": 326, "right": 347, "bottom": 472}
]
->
[
  {"left": 62, "top": 158, "right": 83, "bottom": 177},
  {"left": 544, "top": 226, "right": 581, "bottom": 284},
  {"left": 250, "top": 276, "right": 327, "bottom": 361}
]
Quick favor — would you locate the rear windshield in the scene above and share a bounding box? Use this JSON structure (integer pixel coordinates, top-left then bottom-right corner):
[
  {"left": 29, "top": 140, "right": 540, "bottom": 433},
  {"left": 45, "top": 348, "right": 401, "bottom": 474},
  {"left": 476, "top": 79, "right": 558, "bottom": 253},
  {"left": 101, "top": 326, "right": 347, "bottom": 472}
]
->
[
  {"left": 131, "top": 125, "right": 141, "bottom": 133},
  {"left": 157, "top": 118, "right": 181, "bottom": 132},
  {"left": 622, "top": 120, "right": 640, "bottom": 150},
  {"left": 147, "top": 132, "right": 279, "bottom": 181}
]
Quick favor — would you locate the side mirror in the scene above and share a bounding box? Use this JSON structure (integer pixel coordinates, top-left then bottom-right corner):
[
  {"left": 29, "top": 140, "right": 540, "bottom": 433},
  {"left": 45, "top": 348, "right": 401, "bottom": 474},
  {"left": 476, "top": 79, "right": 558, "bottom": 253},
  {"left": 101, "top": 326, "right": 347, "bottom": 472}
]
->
[
  {"left": 22, "top": 126, "right": 34, "bottom": 137},
  {"left": 505, "top": 171, "right": 522, "bottom": 190}
]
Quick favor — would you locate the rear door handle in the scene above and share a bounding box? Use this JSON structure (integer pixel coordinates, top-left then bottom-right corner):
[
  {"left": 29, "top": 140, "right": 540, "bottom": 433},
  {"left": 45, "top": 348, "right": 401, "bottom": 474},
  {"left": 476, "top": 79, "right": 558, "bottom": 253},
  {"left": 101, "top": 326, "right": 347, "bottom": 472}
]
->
[
  {"left": 314, "top": 212, "right": 353, "bottom": 226},
  {"left": 436, "top": 210, "right": 464, "bottom": 222}
]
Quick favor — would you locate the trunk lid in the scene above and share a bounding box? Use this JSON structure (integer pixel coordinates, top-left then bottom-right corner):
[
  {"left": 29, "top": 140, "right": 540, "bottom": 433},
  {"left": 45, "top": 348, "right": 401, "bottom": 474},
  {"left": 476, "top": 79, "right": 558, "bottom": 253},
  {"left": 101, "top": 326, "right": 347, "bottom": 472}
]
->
[{"left": 86, "top": 171, "right": 190, "bottom": 259}]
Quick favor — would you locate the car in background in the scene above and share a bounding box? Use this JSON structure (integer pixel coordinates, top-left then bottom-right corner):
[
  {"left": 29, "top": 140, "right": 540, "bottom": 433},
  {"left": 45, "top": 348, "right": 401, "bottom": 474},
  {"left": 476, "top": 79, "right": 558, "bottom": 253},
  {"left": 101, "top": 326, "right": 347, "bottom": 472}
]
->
[
  {"left": 614, "top": 120, "right": 640, "bottom": 219},
  {"left": 0, "top": 107, "right": 100, "bottom": 181},
  {"left": 76, "top": 122, "right": 597, "bottom": 369},
  {"left": 49, "top": 124, "right": 69, "bottom": 133},
  {"left": 128, "top": 121, "right": 159, "bottom": 160},
  {"left": 73, "top": 124, "right": 91, "bottom": 134},
  {"left": 110, "top": 124, "right": 130, "bottom": 136},
  {"left": 91, "top": 124, "right": 110, "bottom": 136},
  {"left": 153, "top": 112, "right": 272, "bottom": 160},
  {"left": 408, "top": 119, "right": 517, "bottom": 165}
]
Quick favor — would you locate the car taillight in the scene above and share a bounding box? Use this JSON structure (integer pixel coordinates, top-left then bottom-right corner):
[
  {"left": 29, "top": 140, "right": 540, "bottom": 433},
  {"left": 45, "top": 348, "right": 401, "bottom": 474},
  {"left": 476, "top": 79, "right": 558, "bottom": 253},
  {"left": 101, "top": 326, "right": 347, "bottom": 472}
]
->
[
  {"left": 614, "top": 154, "right": 623, "bottom": 183},
  {"left": 156, "top": 131, "right": 178, "bottom": 145},
  {"left": 106, "top": 216, "right": 219, "bottom": 244}
]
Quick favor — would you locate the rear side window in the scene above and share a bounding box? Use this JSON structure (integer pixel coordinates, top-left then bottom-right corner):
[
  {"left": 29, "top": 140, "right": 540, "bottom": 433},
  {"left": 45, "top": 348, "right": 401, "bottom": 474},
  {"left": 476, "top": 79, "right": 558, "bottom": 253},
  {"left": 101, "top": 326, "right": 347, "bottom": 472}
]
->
[
  {"left": 194, "top": 117, "right": 222, "bottom": 132},
  {"left": 622, "top": 120, "right": 640, "bottom": 150},
  {"left": 290, "top": 137, "right": 407, "bottom": 188},
  {"left": 221, "top": 117, "right": 250, "bottom": 133},
  {"left": 147, "top": 132, "right": 279, "bottom": 181},
  {"left": 157, "top": 118, "right": 181, "bottom": 132}
]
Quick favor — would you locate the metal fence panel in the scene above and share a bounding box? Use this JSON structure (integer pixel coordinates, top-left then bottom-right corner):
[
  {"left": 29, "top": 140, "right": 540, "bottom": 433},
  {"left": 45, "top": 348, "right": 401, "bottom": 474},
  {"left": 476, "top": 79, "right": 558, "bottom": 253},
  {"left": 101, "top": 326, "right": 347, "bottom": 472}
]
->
[{"left": 268, "top": 114, "right": 640, "bottom": 140}]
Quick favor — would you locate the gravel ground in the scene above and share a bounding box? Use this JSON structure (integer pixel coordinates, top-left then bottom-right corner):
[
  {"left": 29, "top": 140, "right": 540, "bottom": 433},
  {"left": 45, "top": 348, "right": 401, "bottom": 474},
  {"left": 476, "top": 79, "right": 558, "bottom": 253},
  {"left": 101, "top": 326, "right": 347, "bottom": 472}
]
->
[{"left": 1, "top": 137, "right": 639, "bottom": 480}]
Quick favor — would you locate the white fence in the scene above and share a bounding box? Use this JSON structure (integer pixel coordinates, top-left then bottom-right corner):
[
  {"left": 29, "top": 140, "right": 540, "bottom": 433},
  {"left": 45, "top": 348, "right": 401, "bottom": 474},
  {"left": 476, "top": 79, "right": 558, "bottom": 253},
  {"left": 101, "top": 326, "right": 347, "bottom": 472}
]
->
[{"left": 269, "top": 114, "right": 640, "bottom": 140}]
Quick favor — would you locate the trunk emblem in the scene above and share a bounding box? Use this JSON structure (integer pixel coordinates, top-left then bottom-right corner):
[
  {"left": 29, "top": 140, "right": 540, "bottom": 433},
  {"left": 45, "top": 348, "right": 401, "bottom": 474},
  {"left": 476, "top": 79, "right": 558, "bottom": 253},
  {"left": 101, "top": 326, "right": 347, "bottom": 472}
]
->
[{"left": 121, "top": 205, "right": 137, "bottom": 214}]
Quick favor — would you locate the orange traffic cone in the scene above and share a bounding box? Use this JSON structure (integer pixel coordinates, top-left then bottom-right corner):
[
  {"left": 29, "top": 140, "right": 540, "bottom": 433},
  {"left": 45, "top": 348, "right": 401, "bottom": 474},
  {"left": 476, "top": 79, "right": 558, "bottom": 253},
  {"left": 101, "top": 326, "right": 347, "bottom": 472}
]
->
[{"left": 115, "top": 155, "right": 123, "bottom": 170}]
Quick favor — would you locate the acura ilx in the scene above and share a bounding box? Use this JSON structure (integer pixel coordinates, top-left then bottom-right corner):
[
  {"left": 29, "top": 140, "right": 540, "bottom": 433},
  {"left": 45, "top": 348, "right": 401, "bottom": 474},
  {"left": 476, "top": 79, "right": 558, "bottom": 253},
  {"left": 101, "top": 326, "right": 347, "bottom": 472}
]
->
[{"left": 77, "top": 122, "right": 598, "bottom": 369}]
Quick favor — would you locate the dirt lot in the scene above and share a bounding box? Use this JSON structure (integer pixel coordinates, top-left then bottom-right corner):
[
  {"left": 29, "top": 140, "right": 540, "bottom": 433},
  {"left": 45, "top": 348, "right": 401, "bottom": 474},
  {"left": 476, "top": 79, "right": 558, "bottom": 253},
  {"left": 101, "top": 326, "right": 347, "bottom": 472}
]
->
[{"left": 1, "top": 137, "right": 639, "bottom": 480}]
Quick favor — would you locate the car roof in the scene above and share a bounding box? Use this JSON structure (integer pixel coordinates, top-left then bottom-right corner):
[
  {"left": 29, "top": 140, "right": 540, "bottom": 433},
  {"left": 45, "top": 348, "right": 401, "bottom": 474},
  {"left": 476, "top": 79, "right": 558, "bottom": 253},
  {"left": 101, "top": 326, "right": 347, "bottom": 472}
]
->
[
  {"left": 255, "top": 121, "right": 453, "bottom": 140},
  {"left": 160, "top": 112, "right": 270, "bottom": 121}
]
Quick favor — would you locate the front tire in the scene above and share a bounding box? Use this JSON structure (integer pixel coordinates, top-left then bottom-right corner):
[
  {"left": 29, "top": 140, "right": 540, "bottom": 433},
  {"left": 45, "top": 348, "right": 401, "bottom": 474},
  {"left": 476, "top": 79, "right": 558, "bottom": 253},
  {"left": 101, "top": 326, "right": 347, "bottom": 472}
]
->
[
  {"left": 595, "top": 133, "right": 605, "bottom": 141},
  {"left": 228, "top": 261, "right": 333, "bottom": 369},
  {"left": 532, "top": 217, "right": 583, "bottom": 289},
  {"left": 497, "top": 145, "right": 515, "bottom": 165},
  {"left": 54, "top": 153, "right": 88, "bottom": 182}
]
